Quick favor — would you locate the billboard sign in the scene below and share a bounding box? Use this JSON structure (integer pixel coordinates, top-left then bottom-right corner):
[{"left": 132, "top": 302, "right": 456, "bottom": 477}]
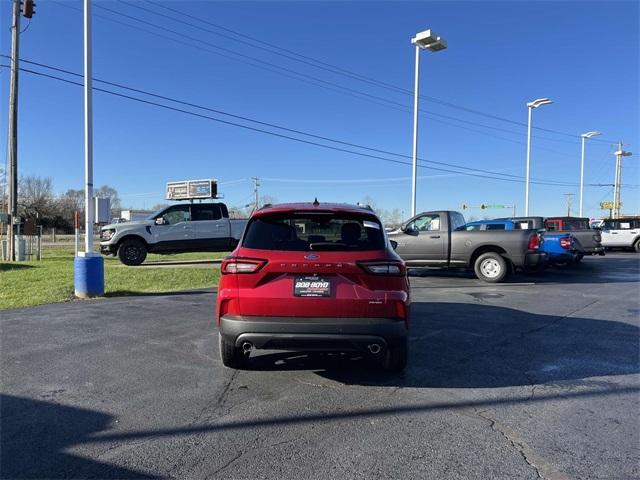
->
[{"left": 166, "top": 179, "right": 218, "bottom": 200}]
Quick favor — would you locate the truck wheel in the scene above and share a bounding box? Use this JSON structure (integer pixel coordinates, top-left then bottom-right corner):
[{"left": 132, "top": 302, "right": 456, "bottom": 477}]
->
[
  {"left": 219, "top": 333, "right": 248, "bottom": 369},
  {"left": 634, "top": 240, "right": 640, "bottom": 253},
  {"left": 474, "top": 252, "right": 508, "bottom": 283},
  {"left": 383, "top": 338, "right": 408, "bottom": 372},
  {"left": 573, "top": 254, "right": 584, "bottom": 264},
  {"left": 117, "top": 238, "right": 147, "bottom": 266}
]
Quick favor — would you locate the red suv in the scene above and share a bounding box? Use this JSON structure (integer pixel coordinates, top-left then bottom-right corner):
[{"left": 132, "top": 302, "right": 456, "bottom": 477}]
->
[{"left": 216, "top": 202, "right": 410, "bottom": 371}]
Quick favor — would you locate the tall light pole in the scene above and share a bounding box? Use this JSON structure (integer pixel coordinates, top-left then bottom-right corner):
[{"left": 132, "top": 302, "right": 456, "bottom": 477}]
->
[
  {"left": 410, "top": 29, "right": 447, "bottom": 217},
  {"left": 613, "top": 143, "right": 632, "bottom": 219},
  {"left": 74, "top": 0, "right": 104, "bottom": 298},
  {"left": 579, "top": 131, "right": 600, "bottom": 217},
  {"left": 524, "top": 98, "right": 552, "bottom": 215}
]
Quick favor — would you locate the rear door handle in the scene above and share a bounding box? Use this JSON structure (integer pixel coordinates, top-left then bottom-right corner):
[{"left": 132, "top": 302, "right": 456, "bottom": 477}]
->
[
  {"left": 215, "top": 224, "right": 226, "bottom": 228},
  {"left": 429, "top": 235, "right": 441, "bottom": 239},
  {"left": 183, "top": 226, "right": 193, "bottom": 229}
]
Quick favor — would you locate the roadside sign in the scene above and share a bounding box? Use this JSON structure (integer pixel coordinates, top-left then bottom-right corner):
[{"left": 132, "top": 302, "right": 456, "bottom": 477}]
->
[
  {"left": 600, "top": 201, "right": 620, "bottom": 210},
  {"left": 166, "top": 179, "right": 218, "bottom": 200}
]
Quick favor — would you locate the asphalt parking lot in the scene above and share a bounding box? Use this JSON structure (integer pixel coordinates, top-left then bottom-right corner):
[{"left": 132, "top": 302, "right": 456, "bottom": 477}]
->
[{"left": 1, "top": 252, "right": 638, "bottom": 480}]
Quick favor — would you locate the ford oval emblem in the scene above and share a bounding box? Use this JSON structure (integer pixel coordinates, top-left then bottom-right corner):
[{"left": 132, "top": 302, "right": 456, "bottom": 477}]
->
[{"left": 304, "top": 254, "right": 320, "bottom": 260}]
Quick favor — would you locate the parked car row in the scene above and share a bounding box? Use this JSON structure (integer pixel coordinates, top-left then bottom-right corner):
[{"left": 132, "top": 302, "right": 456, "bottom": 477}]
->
[{"left": 100, "top": 200, "right": 633, "bottom": 371}]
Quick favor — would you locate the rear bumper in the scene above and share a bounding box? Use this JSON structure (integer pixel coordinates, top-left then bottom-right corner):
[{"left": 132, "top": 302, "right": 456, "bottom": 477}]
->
[
  {"left": 524, "top": 252, "right": 548, "bottom": 266},
  {"left": 219, "top": 315, "right": 407, "bottom": 352},
  {"left": 581, "top": 246, "right": 605, "bottom": 256}
]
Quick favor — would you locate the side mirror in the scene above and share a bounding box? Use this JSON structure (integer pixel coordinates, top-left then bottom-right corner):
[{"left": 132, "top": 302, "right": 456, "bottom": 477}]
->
[
  {"left": 155, "top": 217, "right": 166, "bottom": 225},
  {"left": 404, "top": 225, "right": 418, "bottom": 235},
  {"left": 390, "top": 240, "right": 398, "bottom": 250}
]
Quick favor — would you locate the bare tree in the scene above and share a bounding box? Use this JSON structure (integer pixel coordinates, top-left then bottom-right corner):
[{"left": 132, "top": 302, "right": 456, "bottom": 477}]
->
[{"left": 18, "top": 175, "right": 54, "bottom": 220}]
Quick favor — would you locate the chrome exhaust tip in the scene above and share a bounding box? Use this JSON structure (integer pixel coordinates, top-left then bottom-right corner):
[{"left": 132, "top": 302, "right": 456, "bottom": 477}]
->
[
  {"left": 367, "top": 344, "right": 382, "bottom": 355},
  {"left": 241, "top": 342, "right": 253, "bottom": 353}
]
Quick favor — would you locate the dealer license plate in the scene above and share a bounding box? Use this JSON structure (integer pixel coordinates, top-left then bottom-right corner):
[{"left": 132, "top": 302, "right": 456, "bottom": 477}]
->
[{"left": 293, "top": 276, "right": 331, "bottom": 297}]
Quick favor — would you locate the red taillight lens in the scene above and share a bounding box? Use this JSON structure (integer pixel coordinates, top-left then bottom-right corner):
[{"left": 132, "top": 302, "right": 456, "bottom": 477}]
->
[
  {"left": 221, "top": 258, "right": 267, "bottom": 274},
  {"left": 528, "top": 234, "right": 540, "bottom": 250},
  {"left": 560, "top": 236, "right": 572, "bottom": 249},
  {"left": 357, "top": 261, "right": 406, "bottom": 276}
]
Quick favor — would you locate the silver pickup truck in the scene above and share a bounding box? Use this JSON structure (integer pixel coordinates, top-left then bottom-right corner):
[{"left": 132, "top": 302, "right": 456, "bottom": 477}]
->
[
  {"left": 388, "top": 210, "right": 547, "bottom": 282},
  {"left": 100, "top": 202, "right": 247, "bottom": 265}
]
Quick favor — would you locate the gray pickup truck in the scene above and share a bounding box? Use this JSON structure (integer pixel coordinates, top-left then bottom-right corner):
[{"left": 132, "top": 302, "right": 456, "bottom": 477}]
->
[
  {"left": 100, "top": 202, "right": 247, "bottom": 265},
  {"left": 388, "top": 210, "right": 547, "bottom": 282}
]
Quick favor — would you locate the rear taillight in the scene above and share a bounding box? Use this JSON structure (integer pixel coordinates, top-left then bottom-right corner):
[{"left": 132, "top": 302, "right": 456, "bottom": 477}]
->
[
  {"left": 357, "top": 261, "right": 406, "bottom": 276},
  {"left": 395, "top": 301, "right": 407, "bottom": 320},
  {"left": 528, "top": 234, "right": 540, "bottom": 250},
  {"left": 221, "top": 257, "right": 267, "bottom": 274},
  {"left": 560, "top": 236, "right": 573, "bottom": 249}
]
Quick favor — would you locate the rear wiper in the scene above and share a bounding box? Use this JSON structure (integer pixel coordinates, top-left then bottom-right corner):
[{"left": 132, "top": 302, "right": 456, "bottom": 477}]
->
[{"left": 309, "top": 242, "right": 348, "bottom": 251}]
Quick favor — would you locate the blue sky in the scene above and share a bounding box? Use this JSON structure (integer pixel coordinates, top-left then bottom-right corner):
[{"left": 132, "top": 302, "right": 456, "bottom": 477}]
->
[{"left": 1, "top": 0, "right": 638, "bottom": 219}]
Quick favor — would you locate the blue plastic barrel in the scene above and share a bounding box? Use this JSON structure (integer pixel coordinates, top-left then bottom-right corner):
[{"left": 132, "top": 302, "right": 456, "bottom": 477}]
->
[{"left": 74, "top": 255, "right": 105, "bottom": 298}]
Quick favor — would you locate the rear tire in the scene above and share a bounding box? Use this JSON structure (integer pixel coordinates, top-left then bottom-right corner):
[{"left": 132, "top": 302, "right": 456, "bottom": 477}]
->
[
  {"left": 219, "top": 333, "right": 248, "bottom": 369},
  {"left": 117, "top": 238, "right": 147, "bottom": 266},
  {"left": 573, "top": 254, "right": 584, "bottom": 264},
  {"left": 383, "top": 338, "right": 408, "bottom": 372},
  {"left": 634, "top": 240, "right": 640, "bottom": 253},
  {"left": 474, "top": 252, "right": 508, "bottom": 283}
]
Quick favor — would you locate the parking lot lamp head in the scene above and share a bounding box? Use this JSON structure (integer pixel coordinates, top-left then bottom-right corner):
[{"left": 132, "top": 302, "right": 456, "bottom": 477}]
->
[
  {"left": 527, "top": 98, "right": 553, "bottom": 109},
  {"left": 524, "top": 97, "right": 553, "bottom": 215},
  {"left": 582, "top": 131, "right": 601, "bottom": 139},
  {"left": 410, "top": 29, "right": 447, "bottom": 217}
]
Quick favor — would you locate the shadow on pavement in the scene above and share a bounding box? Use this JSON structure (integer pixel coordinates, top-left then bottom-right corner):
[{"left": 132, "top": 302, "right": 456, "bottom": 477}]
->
[
  {"left": 247, "top": 302, "right": 639, "bottom": 388},
  {"left": 0, "top": 394, "right": 157, "bottom": 479},
  {"left": 409, "top": 257, "right": 639, "bottom": 285}
]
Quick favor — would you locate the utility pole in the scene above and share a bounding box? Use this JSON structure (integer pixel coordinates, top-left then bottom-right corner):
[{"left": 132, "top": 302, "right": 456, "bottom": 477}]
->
[
  {"left": 251, "top": 177, "right": 260, "bottom": 211},
  {"left": 613, "top": 142, "right": 632, "bottom": 219},
  {"left": 564, "top": 193, "right": 574, "bottom": 217},
  {"left": 5, "top": 0, "right": 21, "bottom": 261}
]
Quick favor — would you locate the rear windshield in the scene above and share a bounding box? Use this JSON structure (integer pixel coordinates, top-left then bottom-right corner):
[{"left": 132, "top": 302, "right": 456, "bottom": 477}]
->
[
  {"left": 562, "top": 219, "right": 590, "bottom": 230},
  {"left": 242, "top": 212, "right": 385, "bottom": 251}
]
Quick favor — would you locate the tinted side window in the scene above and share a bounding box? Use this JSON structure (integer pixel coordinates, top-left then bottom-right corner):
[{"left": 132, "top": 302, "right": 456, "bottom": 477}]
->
[
  {"left": 486, "top": 224, "right": 506, "bottom": 230},
  {"left": 193, "top": 205, "right": 222, "bottom": 221},
  {"left": 410, "top": 214, "right": 441, "bottom": 232},
  {"left": 162, "top": 205, "right": 191, "bottom": 224},
  {"left": 450, "top": 212, "right": 466, "bottom": 230}
]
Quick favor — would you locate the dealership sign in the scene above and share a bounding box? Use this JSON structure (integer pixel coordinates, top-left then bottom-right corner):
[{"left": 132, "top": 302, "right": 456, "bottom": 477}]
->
[
  {"left": 166, "top": 179, "right": 218, "bottom": 200},
  {"left": 600, "top": 201, "right": 621, "bottom": 210}
]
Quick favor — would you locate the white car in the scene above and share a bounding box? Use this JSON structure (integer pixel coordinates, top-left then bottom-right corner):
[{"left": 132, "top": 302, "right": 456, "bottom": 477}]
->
[{"left": 599, "top": 217, "right": 640, "bottom": 252}]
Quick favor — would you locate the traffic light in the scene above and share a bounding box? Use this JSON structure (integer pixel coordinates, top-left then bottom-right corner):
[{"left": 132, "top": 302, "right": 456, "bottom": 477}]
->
[
  {"left": 462, "top": 204, "right": 468, "bottom": 210},
  {"left": 21, "top": 0, "right": 35, "bottom": 18},
  {"left": 480, "top": 204, "right": 486, "bottom": 209}
]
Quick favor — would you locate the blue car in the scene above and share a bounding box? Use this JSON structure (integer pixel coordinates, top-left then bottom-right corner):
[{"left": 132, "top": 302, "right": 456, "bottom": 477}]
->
[{"left": 461, "top": 220, "right": 580, "bottom": 266}]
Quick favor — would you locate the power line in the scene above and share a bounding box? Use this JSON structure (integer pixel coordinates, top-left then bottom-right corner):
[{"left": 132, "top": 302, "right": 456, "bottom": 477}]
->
[
  {"left": 8, "top": 63, "right": 636, "bottom": 191},
  {"left": 6, "top": 58, "right": 592, "bottom": 187},
  {"left": 50, "top": 1, "right": 612, "bottom": 150},
  {"left": 138, "top": 0, "right": 615, "bottom": 144}
]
